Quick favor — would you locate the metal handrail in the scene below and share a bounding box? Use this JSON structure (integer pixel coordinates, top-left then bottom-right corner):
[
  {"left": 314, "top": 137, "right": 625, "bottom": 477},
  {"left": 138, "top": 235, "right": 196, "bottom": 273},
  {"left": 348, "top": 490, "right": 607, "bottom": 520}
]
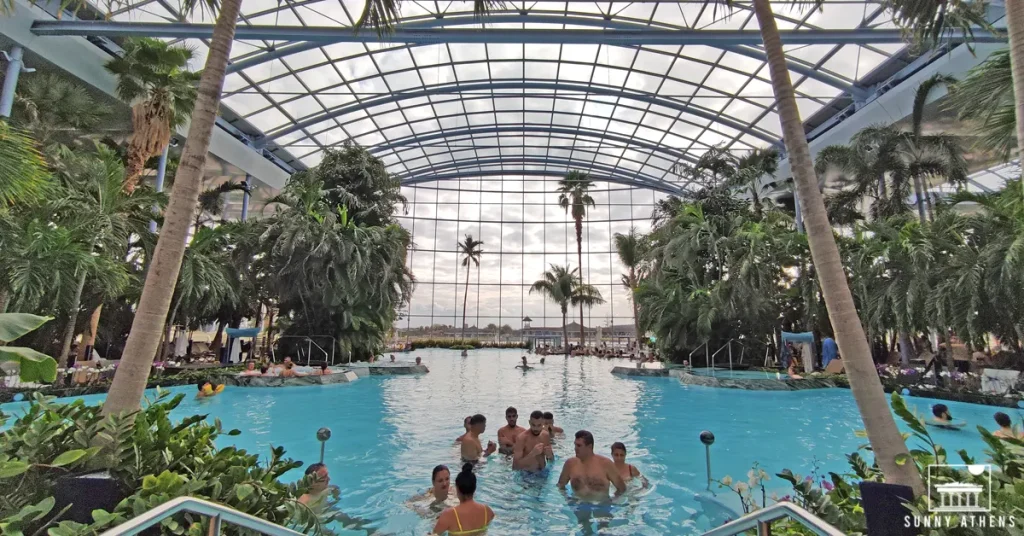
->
[
  {"left": 700, "top": 502, "right": 844, "bottom": 536},
  {"left": 100, "top": 496, "right": 303, "bottom": 536}
]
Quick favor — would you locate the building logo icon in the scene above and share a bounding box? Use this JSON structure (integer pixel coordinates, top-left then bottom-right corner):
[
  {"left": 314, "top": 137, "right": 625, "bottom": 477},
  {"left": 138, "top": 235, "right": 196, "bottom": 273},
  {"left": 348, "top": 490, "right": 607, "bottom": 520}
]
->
[{"left": 927, "top": 465, "right": 992, "bottom": 513}]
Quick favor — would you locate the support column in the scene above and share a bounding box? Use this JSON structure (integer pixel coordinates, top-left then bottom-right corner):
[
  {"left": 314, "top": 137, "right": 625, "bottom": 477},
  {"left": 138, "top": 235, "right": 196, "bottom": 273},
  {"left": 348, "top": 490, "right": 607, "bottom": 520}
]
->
[
  {"left": 149, "top": 145, "right": 169, "bottom": 233},
  {"left": 1, "top": 46, "right": 34, "bottom": 119},
  {"left": 240, "top": 174, "right": 251, "bottom": 221}
]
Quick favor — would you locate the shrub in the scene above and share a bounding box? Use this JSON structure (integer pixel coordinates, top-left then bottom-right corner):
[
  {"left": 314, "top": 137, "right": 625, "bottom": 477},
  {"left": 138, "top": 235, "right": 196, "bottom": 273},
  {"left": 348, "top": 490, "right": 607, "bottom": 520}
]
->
[
  {"left": 0, "top": 391, "right": 340, "bottom": 535},
  {"left": 407, "top": 339, "right": 527, "bottom": 350}
]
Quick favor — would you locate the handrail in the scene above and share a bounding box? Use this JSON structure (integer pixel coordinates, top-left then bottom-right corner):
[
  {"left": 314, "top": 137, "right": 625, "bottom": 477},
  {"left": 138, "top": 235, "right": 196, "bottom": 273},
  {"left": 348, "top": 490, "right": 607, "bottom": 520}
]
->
[
  {"left": 100, "top": 496, "right": 304, "bottom": 536},
  {"left": 700, "top": 502, "right": 844, "bottom": 536}
]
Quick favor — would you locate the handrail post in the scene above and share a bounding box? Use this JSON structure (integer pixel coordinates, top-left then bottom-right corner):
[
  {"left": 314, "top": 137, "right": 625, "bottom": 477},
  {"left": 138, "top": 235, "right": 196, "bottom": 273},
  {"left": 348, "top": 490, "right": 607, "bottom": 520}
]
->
[
  {"left": 207, "top": 514, "right": 222, "bottom": 536},
  {"left": 757, "top": 520, "right": 772, "bottom": 536}
]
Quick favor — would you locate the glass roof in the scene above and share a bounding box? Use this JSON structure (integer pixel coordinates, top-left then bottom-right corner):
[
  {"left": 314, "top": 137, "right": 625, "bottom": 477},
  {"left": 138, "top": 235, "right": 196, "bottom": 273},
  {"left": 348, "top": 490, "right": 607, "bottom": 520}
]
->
[{"left": 111, "top": 0, "right": 906, "bottom": 192}]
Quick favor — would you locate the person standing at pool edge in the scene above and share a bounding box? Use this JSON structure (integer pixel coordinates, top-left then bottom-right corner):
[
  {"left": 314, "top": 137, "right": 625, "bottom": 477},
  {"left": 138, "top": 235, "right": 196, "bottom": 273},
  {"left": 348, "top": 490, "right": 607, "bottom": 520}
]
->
[
  {"left": 513, "top": 410, "right": 553, "bottom": 471},
  {"left": 461, "top": 414, "right": 497, "bottom": 462},
  {"left": 497, "top": 407, "right": 526, "bottom": 455},
  {"left": 431, "top": 464, "right": 495, "bottom": 535},
  {"left": 558, "top": 430, "right": 626, "bottom": 500}
]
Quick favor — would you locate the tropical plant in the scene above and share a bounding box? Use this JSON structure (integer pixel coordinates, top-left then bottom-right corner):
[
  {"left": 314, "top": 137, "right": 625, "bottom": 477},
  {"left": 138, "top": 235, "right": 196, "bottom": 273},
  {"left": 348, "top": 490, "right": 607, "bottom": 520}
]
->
[
  {"left": 556, "top": 171, "right": 596, "bottom": 347},
  {"left": 104, "top": 0, "right": 244, "bottom": 415},
  {"left": 529, "top": 264, "right": 604, "bottom": 357},
  {"left": 11, "top": 73, "right": 110, "bottom": 150},
  {"left": 0, "top": 122, "right": 48, "bottom": 206},
  {"left": 728, "top": 147, "right": 780, "bottom": 219},
  {"left": 457, "top": 234, "right": 484, "bottom": 341},
  {"left": 613, "top": 227, "right": 647, "bottom": 346},
  {"left": 104, "top": 37, "right": 201, "bottom": 194},
  {"left": 0, "top": 313, "right": 58, "bottom": 383},
  {"left": 946, "top": 47, "right": 1016, "bottom": 158}
]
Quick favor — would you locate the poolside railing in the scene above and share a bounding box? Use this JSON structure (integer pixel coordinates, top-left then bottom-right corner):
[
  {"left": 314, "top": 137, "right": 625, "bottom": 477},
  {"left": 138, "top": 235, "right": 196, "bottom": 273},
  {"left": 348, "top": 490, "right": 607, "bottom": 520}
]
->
[
  {"left": 700, "top": 501, "right": 845, "bottom": 536},
  {"left": 99, "top": 497, "right": 303, "bottom": 536}
]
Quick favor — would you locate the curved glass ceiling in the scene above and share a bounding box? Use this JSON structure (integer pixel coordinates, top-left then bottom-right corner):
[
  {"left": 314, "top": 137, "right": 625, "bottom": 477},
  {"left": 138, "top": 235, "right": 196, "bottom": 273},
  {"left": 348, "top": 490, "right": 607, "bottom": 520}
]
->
[{"left": 113, "top": 0, "right": 905, "bottom": 192}]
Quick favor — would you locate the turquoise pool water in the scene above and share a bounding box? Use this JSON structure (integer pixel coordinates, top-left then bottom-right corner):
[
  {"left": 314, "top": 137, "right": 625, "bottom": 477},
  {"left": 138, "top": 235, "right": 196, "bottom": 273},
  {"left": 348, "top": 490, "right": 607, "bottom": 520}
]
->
[
  {"left": 2, "top": 349, "right": 1017, "bottom": 535},
  {"left": 689, "top": 368, "right": 791, "bottom": 380}
]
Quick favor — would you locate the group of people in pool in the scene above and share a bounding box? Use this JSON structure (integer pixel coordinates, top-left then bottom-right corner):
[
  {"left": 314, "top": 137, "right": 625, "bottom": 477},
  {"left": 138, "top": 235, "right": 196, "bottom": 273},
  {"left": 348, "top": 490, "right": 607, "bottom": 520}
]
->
[
  {"left": 415, "top": 406, "right": 643, "bottom": 535},
  {"left": 927, "top": 404, "right": 1023, "bottom": 438},
  {"left": 237, "top": 356, "right": 336, "bottom": 377}
]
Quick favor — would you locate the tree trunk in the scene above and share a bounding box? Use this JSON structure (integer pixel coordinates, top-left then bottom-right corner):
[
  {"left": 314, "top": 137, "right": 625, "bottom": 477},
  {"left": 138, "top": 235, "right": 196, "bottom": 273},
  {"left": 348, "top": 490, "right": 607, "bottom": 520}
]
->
[
  {"left": 102, "top": 0, "right": 243, "bottom": 416},
  {"left": 751, "top": 0, "right": 924, "bottom": 496},
  {"left": 461, "top": 263, "right": 470, "bottom": 341},
  {"left": 575, "top": 216, "right": 585, "bottom": 348},
  {"left": 263, "top": 308, "right": 275, "bottom": 357},
  {"left": 158, "top": 295, "right": 183, "bottom": 364},
  {"left": 561, "top": 307, "right": 569, "bottom": 358},
  {"left": 1006, "top": 0, "right": 1024, "bottom": 168},
  {"left": 58, "top": 269, "right": 88, "bottom": 370},
  {"left": 923, "top": 180, "right": 934, "bottom": 221},
  {"left": 79, "top": 304, "right": 103, "bottom": 361},
  {"left": 0, "top": 288, "right": 9, "bottom": 314},
  {"left": 911, "top": 174, "right": 927, "bottom": 224},
  {"left": 210, "top": 318, "right": 225, "bottom": 356},
  {"left": 898, "top": 331, "right": 914, "bottom": 367},
  {"left": 630, "top": 268, "right": 641, "bottom": 347},
  {"left": 877, "top": 174, "right": 887, "bottom": 201}
]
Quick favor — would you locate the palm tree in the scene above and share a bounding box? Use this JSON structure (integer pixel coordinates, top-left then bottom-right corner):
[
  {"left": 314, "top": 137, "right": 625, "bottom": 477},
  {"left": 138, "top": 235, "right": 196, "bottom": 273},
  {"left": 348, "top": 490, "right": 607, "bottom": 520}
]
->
[
  {"left": 613, "top": 228, "right": 646, "bottom": 346},
  {"left": 556, "top": 171, "right": 596, "bottom": 348},
  {"left": 457, "top": 234, "right": 484, "bottom": 341},
  {"left": 105, "top": 38, "right": 201, "bottom": 194},
  {"left": 946, "top": 49, "right": 1015, "bottom": 158},
  {"left": 728, "top": 147, "right": 779, "bottom": 219},
  {"left": 11, "top": 73, "right": 110, "bottom": 151},
  {"left": 529, "top": 265, "right": 604, "bottom": 356},
  {"left": 103, "top": 0, "right": 243, "bottom": 415},
  {"left": 742, "top": 0, "right": 924, "bottom": 493},
  {"left": 0, "top": 122, "right": 48, "bottom": 207}
]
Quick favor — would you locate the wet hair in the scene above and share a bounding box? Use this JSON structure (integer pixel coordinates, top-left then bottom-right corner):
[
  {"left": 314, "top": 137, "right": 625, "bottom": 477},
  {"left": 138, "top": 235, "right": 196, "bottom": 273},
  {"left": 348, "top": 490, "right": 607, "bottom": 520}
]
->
[
  {"left": 575, "top": 430, "right": 595, "bottom": 446},
  {"left": 260, "top": 366, "right": 268, "bottom": 374},
  {"left": 995, "top": 412, "right": 1012, "bottom": 427},
  {"left": 543, "top": 411, "right": 554, "bottom": 420},
  {"left": 469, "top": 414, "right": 486, "bottom": 426},
  {"left": 611, "top": 442, "right": 627, "bottom": 454},
  {"left": 320, "top": 363, "right": 328, "bottom": 370},
  {"left": 932, "top": 404, "right": 950, "bottom": 418},
  {"left": 505, "top": 406, "right": 518, "bottom": 415},
  {"left": 197, "top": 380, "right": 208, "bottom": 391},
  {"left": 285, "top": 362, "right": 294, "bottom": 369},
  {"left": 432, "top": 464, "right": 449, "bottom": 482},
  {"left": 455, "top": 463, "right": 477, "bottom": 495},
  {"left": 305, "top": 463, "right": 326, "bottom": 476},
  {"left": 530, "top": 410, "right": 544, "bottom": 420}
]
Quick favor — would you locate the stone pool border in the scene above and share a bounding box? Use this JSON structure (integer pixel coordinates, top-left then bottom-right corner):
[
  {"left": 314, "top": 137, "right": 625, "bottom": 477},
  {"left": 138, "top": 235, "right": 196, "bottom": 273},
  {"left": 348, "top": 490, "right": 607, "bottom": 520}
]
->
[{"left": 676, "top": 370, "right": 839, "bottom": 390}]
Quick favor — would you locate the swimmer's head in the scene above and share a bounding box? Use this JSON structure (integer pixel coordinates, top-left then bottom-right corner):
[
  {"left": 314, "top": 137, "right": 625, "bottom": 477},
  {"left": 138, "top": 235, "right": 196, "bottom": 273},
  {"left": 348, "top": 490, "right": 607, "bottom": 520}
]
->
[
  {"left": 505, "top": 407, "right": 518, "bottom": 426},
  {"left": 245, "top": 360, "right": 255, "bottom": 370},
  {"left": 259, "top": 366, "right": 268, "bottom": 374},
  {"left": 284, "top": 356, "right": 293, "bottom": 364},
  {"left": 543, "top": 411, "right": 554, "bottom": 426},
  {"left": 611, "top": 442, "right": 627, "bottom": 464},
  {"left": 455, "top": 463, "right": 477, "bottom": 497},
  {"left": 469, "top": 414, "right": 486, "bottom": 433},
  {"left": 432, "top": 465, "right": 450, "bottom": 491},
  {"left": 285, "top": 361, "right": 294, "bottom": 369},
  {"left": 995, "top": 412, "right": 1012, "bottom": 428},
  {"left": 529, "top": 410, "right": 544, "bottom": 435},
  {"left": 320, "top": 362, "right": 328, "bottom": 371},
  {"left": 304, "top": 463, "right": 330, "bottom": 491},
  {"left": 463, "top": 415, "right": 472, "bottom": 431},
  {"left": 390, "top": 354, "right": 396, "bottom": 362},
  {"left": 933, "top": 404, "right": 950, "bottom": 419},
  {"left": 522, "top": 356, "right": 527, "bottom": 364},
  {"left": 415, "top": 357, "right": 422, "bottom": 365},
  {"left": 574, "top": 430, "right": 595, "bottom": 458}
]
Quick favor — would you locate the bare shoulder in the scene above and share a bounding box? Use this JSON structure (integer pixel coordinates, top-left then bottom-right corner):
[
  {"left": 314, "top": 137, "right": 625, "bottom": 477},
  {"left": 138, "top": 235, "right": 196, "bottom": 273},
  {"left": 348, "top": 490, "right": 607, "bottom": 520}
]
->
[
  {"left": 562, "top": 456, "right": 579, "bottom": 469},
  {"left": 630, "top": 464, "right": 641, "bottom": 477}
]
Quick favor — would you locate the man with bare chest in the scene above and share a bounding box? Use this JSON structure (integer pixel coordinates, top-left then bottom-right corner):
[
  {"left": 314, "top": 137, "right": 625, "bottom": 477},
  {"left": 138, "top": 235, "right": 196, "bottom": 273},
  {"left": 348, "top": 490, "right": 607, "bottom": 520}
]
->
[
  {"left": 497, "top": 407, "right": 526, "bottom": 455},
  {"left": 513, "top": 410, "right": 554, "bottom": 471},
  {"left": 557, "top": 430, "right": 626, "bottom": 501}
]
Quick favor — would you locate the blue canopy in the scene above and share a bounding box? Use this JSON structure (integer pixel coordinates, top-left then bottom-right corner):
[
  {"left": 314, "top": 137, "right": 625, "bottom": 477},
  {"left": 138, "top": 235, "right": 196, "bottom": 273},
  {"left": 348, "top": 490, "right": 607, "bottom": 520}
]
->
[
  {"left": 781, "top": 331, "right": 814, "bottom": 343},
  {"left": 225, "top": 327, "right": 261, "bottom": 338}
]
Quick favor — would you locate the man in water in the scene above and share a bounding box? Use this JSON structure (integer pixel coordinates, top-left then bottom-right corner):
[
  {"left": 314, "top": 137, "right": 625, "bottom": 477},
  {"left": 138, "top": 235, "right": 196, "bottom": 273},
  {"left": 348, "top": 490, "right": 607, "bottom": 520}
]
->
[
  {"left": 460, "top": 414, "right": 497, "bottom": 462},
  {"left": 516, "top": 356, "right": 532, "bottom": 370},
  {"left": 389, "top": 354, "right": 396, "bottom": 363},
  {"left": 497, "top": 407, "right": 526, "bottom": 455},
  {"left": 543, "top": 412, "right": 564, "bottom": 436},
  {"left": 540, "top": 357, "right": 546, "bottom": 364},
  {"left": 557, "top": 430, "right": 626, "bottom": 500},
  {"left": 993, "top": 412, "right": 1022, "bottom": 439},
  {"left": 455, "top": 416, "right": 472, "bottom": 443},
  {"left": 513, "top": 410, "right": 553, "bottom": 471},
  {"left": 299, "top": 463, "right": 334, "bottom": 505}
]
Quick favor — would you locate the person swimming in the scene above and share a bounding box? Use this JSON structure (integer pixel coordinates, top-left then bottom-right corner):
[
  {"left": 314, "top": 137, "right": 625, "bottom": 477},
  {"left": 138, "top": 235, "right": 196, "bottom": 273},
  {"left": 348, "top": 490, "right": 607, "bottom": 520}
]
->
[
  {"left": 239, "top": 360, "right": 261, "bottom": 376},
  {"left": 431, "top": 464, "right": 495, "bottom": 535},
  {"left": 540, "top": 357, "right": 545, "bottom": 364},
  {"left": 455, "top": 416, "right": 472, "bottom": 443},
  {"left": 928, "top": 403, "right": 965, "bottom": 429},
  {"left": 610, "top": 442, "right": 642, "bottom": 483},
  {"left": 280, "top": 361, "right": 304, "bottom": 378},
  {"left": 497, "top": 407, "right": 526, "bottom": 455},
  {"left": 298, "top": 463, "right": 334, "bottom": 506},
  {"left": 409, "top": 464, "right": 457, "bottom": 511},
  {"left": 460, "top": 414, "right": 497, "bottom": 462},
  {"left": 543, "top": 412, "right": 564, "bottom": 436},
  {"left": 516, "top": 356, "right": 532, "bottom": 370},
  {"left": 512, "top": 410, "right": 553, "bottom": 471},
  {"left": 195, "top": 380, "right": 223, "bottom": 398},
  {"left": 993, "top": 412, "right": 1022, "bottom": 439},
  {"left": 557, "top": 430, "right": 626, "bottom": 501}
]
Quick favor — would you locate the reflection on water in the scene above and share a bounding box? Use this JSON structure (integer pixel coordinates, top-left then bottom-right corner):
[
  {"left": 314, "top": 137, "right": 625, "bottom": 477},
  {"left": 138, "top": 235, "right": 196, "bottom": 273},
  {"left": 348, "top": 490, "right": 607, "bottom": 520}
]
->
[{"left": 0, "top": 348, "right": 1011, "bottom": 535}]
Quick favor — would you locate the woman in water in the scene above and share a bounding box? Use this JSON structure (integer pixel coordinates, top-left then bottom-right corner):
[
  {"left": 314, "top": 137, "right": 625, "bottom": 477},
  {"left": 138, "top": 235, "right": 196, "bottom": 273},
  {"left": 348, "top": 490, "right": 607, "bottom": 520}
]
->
[
  {"left": 410, "top": 465, "right": 456, "bottom": 510},
  {"left": 610, "top": 442, "right": 642, "bottom": 483},
  {"left": 431, "top": 464, "right": 494, "bottom": 535}
]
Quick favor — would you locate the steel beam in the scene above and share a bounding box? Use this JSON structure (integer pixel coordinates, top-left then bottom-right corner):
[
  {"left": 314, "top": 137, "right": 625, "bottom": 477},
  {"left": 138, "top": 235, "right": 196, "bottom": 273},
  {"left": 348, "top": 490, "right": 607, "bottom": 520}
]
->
[
  {"left": 394, "top": 155, "right": 685, "bottom": 193},
  {"left": 31, "top": 20, "right": 1006, "bottom": 46},
  {"left": 269, "top": 79, "right": 777, "bottom": 144},
  {"left": 400, "top": 169, "right": 686, "bottom": 195},
  {"left": 370, "top": 123, "right": 696, "bottom": 166}
]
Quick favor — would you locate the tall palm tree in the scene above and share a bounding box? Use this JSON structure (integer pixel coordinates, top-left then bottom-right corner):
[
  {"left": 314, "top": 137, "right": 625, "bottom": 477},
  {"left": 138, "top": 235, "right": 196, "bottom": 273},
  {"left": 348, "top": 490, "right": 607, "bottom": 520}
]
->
[
  {"left": 0, "top": 122, "right": 48, "bottom": 207},
  {"left": 11, "top": 73, "right": 110, "bottom": 151},
  {"left": 728, "top": 147, "right": 779, "bottom": 219},
  {"left": 744, "top": 0, "right": 924, "bottom": 493},
  {"left": 529, "top": 265, "right": 604, "bottom": 356},
  {"left": 613, "top": 228, "right": 646, "bottom": 346},
  {"left": 946, "top": 48, "right": 1015, "bottom": 158},
  {"left": 104, "top": 0, "right": 243, "bottom": 416},
  {"left": 457, "top": 234, "right": 484, "bottom": 341},
  {"left": 556, "top": 171, "right": 596, "bottom": 348}
]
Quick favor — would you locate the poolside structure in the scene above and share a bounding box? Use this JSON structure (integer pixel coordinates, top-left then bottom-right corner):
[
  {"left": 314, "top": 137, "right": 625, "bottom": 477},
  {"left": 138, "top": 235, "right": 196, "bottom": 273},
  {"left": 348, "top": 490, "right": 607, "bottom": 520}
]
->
[{"left": 933, "top": 482, "right": 987, "bottom": 513}]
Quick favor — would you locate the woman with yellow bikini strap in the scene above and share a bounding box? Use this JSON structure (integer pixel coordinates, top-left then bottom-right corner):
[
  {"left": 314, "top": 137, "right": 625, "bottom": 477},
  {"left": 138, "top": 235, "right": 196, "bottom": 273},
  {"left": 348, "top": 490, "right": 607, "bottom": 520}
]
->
[{"left": 431, "top": 463, "right": 494, "bottom": 535}]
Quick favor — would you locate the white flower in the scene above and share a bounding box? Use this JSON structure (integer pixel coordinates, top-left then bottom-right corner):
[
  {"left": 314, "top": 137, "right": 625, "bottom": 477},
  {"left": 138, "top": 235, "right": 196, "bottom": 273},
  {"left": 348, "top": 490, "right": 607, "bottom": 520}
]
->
[
  {"left": 721, "top": 476, "right": 733, "bottom": 486},
  {"left": 736, "top": 482, "right": 749, "bottom": 493},
  {"left": 759, "top": 469, "right": 769, "bottom": 481},
  {"left": 771, "top": 492, "right": 779, "bottom": 501},
  {"left": 748, "top": 469, "right": 756, "bottom": 480}
]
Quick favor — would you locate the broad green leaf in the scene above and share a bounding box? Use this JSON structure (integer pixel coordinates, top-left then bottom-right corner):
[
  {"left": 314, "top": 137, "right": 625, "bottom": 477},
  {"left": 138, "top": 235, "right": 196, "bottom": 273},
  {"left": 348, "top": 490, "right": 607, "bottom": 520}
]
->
[
  {"left": 51, "top": 449, "right": 88, "bottom": 467},
  {"left": 236, "top": 483, "right": 255, "bottom": 500},
  {"left": 0, "top": 313, "right": 52, "bottom": 343},
  {"left": 0, "top": 347, "right": 58, "bottom": 383},
  {"left": 0, "top": 459, "right": 30, "bottom": 478}
]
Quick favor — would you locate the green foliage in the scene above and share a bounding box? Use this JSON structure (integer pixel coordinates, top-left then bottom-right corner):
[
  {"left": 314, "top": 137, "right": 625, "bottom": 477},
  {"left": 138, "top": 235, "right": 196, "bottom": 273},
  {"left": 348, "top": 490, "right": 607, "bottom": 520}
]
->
[
  {"left": 0, "top": 122, "right": 49, "bottom": 207},
  {"left": 104, "top": 38, "right": 201, "bottom": 130},
  {"left": 0, "top": 313, "right": 58, "bottom": 383},
  {"left": 947, "top": 48, "right": 1015, "bottom": 158},
  {"left": 0, "top": 391, "right": 339, "bottom": 535}
]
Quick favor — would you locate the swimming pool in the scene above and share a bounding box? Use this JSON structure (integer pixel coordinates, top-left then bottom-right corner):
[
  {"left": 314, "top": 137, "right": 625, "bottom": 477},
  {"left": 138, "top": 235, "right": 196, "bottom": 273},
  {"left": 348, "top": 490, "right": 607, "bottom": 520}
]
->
[
  {"left": 2, "top": 349, "right": 1014, "bottom": 535},
  {"left": 689, "top": 368, "right": 791, "bottom": 380}
]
